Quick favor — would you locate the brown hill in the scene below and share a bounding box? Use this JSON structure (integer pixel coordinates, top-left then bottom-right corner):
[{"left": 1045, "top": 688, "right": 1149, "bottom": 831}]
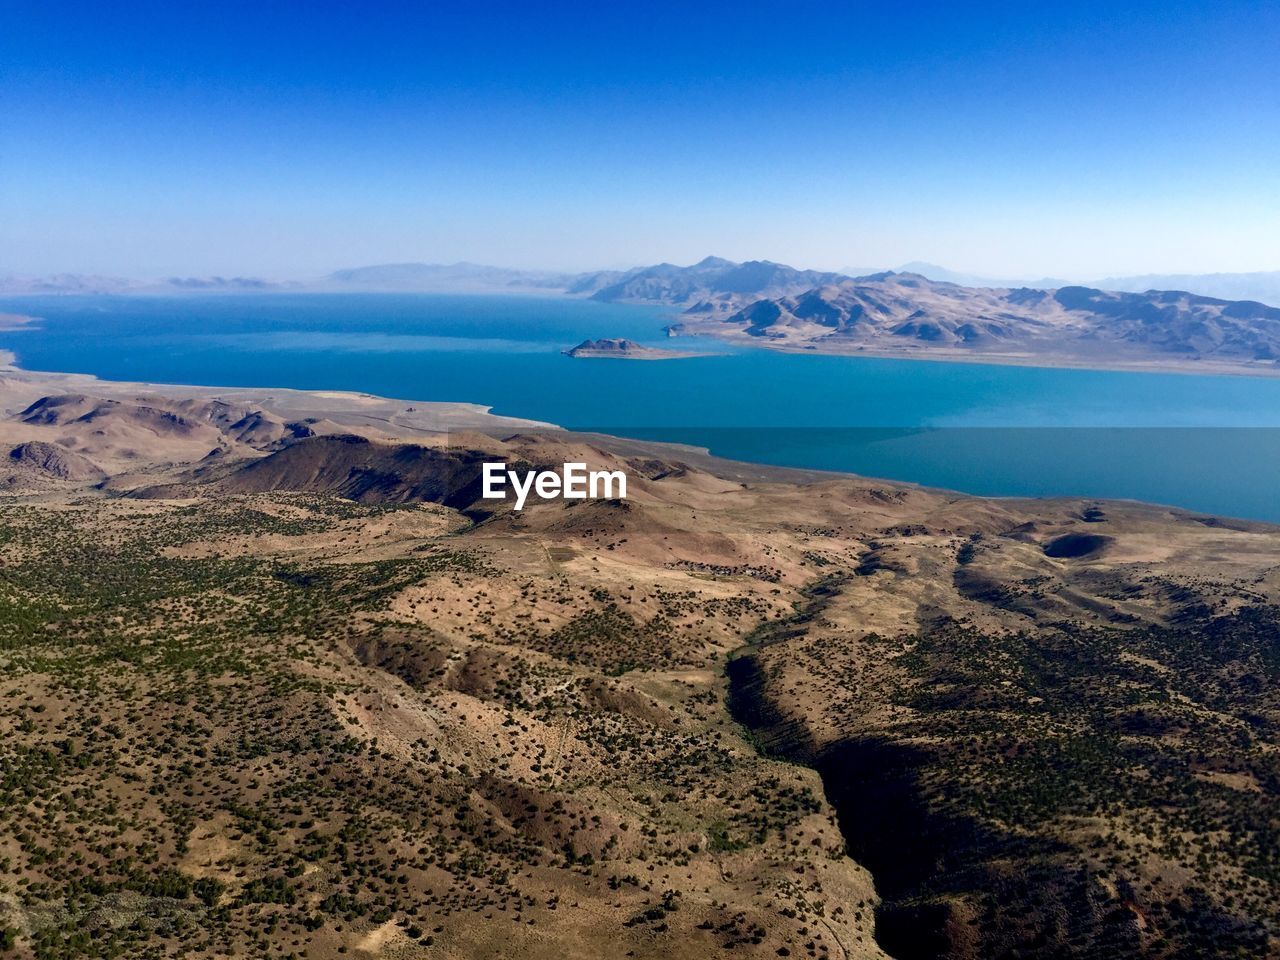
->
[
  {"left": 0, "top": 392, "right": 342, "bottom": 484},
  {"left": 13, "top": 393, "right": 244, "bottom": 466},
  {"left": 5, "top": 440, "right": 106, "bottom": 483},
  {"left": 130, "top": 432, "right": 689, "bottom": 518}
]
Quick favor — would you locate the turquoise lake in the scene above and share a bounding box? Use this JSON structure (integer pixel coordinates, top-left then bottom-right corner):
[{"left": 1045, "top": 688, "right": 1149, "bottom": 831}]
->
[{"left": 4, "top": 293, "right": 1280, "bottom": 521}]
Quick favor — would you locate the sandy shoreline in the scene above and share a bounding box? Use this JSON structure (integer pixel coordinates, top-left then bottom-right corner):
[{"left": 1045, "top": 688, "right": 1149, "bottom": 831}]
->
[
  {"left": 0, "top": 354, "right": 554, "bottom": 438},
  {"left": 0, "top": 353, "right": 935, "bottom": 495},
  {"left": 5, "top": 351, "right": 1273, "bottom": 521},
  {"left": 0, "top": 313, "right": 39, "bottom": 332}
]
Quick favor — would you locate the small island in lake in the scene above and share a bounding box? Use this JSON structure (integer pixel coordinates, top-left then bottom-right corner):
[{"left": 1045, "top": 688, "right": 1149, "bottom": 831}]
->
[{"left": 563, "top": 337, "right": 704, "bottom": 359}]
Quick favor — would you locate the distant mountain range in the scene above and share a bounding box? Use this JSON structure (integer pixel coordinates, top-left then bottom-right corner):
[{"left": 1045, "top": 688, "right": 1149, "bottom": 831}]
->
[
  {"left": 5, "top": 258, "right": 1279, "bottom": 309},
  {"left": 321, "top": 258, "right": 1280, "bottom": 310},
  {"left": 0, "top": 274, "right": 289, "bottom": 295},
  {"left": 891, "top": 262, "right": 1280, "bottom": 305},
  {"left": 886, "top": 262, "right": 1072, "bottom": 290},
  {"left": 1092, "top": 271, "right": 1280, "bottom": 306},
  {"left": 323, "top": 261, "right": 573, "bottom": 292}
]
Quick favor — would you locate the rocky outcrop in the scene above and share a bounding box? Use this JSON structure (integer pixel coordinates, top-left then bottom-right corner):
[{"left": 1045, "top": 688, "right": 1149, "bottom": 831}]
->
[{"left": 7, "top": 440, "right": 106, "bottom": 482}]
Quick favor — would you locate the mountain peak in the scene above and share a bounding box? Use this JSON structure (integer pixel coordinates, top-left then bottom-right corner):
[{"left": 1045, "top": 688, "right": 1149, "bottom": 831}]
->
[{"left": 692, "top": 255, "right": 736, "bottom": 269}]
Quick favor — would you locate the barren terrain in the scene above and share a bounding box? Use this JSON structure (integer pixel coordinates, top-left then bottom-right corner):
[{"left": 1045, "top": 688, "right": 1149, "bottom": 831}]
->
[
  {"left": 669, "top": 273, "right": 1280, "bottom": 377},
  {"left": 0, "top": 365, "right": 1278, "bottom": 959}
]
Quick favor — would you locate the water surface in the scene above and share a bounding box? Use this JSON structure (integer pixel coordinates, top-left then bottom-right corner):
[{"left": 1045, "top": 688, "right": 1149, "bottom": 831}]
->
[{"left": 4, "top": 293, "right": 1279, "bottom": 520}]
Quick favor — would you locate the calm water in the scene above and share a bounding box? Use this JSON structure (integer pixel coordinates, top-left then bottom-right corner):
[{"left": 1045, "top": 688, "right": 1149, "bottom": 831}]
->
[{"left": 4, "top": 293, "right": 1280, "bottom": 520}]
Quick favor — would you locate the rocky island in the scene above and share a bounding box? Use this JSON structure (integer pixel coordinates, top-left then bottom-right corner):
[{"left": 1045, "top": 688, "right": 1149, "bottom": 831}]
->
[{"left": 563, "top": 337, "right": 703, "bottom": 359}]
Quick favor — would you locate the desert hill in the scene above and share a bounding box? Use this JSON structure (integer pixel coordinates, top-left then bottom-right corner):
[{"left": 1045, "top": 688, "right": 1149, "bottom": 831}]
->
[
  {"left": 0, "top": 360, "right": 552, "bottom": 484},
  {"left": 5, "top": 439, "right": 106, "bottom": 486},
  {"left": 325, "top": 261, "right": 575, "bottom": 293},
  {"left": 669, "top": 271, "right": 1280, "bottom": 371}
]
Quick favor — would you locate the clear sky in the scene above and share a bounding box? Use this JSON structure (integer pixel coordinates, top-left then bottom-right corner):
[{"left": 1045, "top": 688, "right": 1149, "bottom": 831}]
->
[{"left": 2, "top": 0, "right": 1278, "bottom": 279}]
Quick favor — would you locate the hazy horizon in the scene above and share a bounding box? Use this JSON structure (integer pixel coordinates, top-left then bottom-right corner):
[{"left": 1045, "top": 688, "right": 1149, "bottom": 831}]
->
[
  {"left": 3, "top": 1, "right": 1278, "bottom": 279},
  {"left": 6, "top": 255, "right": 1280, "bottom": 292}
]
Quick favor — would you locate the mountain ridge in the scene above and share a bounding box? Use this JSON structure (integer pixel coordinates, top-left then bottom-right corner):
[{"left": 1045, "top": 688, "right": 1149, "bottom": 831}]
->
[{"left": 668, "top": 271, "right": 1280, "bottom": 372}]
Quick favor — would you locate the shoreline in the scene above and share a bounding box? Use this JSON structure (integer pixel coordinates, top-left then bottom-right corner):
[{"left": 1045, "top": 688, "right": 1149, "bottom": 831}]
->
[
  {"left": 4, "top": 352, "right": 1278, "bottom": 527},
  {"left": 0, "top": 354, "right": 555, "bottom": 437},
  {"left": 668, "top": 325, "right": 1280, "bottom": 379},
  {"left": 0, "top": 313, "right": 39, "bottom": 332},
  {"left": 0, "top": 352, "right": 886, "bottom": 487}
]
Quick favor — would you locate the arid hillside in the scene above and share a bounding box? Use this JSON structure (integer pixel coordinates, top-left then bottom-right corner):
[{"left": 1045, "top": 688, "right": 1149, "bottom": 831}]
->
[
  {"left": 672, "top": 272, "right": 1280, "bottom": 374},
  {"left": 0, "top": 374, "right": 1278, "bottom": 959}
]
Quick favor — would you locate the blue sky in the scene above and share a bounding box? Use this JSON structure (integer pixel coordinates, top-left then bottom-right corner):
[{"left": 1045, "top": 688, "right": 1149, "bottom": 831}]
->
[{"left": 2, "top": 0, "right": 1278, "bottom": 278}]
